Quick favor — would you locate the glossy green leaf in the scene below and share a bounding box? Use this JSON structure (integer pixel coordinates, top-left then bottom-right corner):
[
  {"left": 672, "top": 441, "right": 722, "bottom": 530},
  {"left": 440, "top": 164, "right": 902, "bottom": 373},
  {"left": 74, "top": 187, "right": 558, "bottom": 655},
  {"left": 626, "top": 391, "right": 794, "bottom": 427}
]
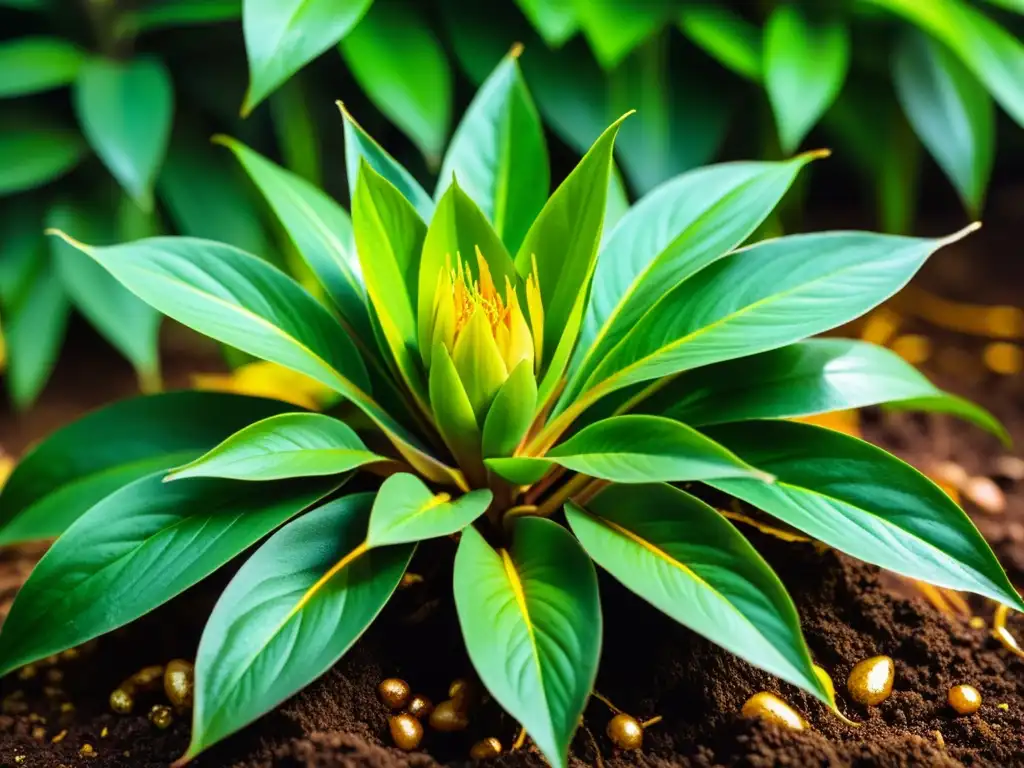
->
[
  {"left": 73, "top": 56, "right": 173, "bottom": 208},
  {"left": 0, "top": 475, "right": 336, "bottom": 674},
  {"left": 340, "top": 0, "right": 452, "bottom": 164},
  {"left": 515, "top": 115, "right": 626, "bottom": 394},
  {"left": 0, "top": 393, "right": 295, "bottom": 544},
  {"left": 48, "top": 201, "right": 161, "bottom": 385},
  {"left": 216, "top": 136, "right": 370, "bottom": 339},
  {"left": 515, "top": 0, "right": 578, "bottom": 46},
  {"left": 429, "top": 344, "right": 484, "bottom": 483},
  {"left": 352, "top": 160, "right": 428, "bottom": 406},
  {"left": 341, "top": 105, "right": 434, "bottom": 221},
  {"left": 572, "top": 0, "right": 672, "bottom": 69},
  {"left": 566, "top": 484, "right": 829, "bottom": 704},
  {"left": 367, "top": 473, "right": 491, "bottom": 547},
  {"left": 49, "top": 233, "right": 452, "bottom": 485},
  {"left": 482, "top": 360, "right": 538, "bottom": 458},
  {"left": 167, "top": 413, "right": 385, "bottom": 481},
  {"left": 436, "top": 51, "right": 549, "bottom": 255},
  {"left": 158, "top": 128, "right": 273, "bottom": 257},
  {"left": 487, "top": 414, "right": 765, "bottom": 485},
  {"left": 893, "top": 31, "right": 994, "bottom": 215},
  {"left": 764, "top": 5, "right": 849, "bottom": 152},
  {"left": 582, "top": 228, "right": 976, "bottom": 403},
  {"left": 564, "top": 155, "right": 819, "bottom": 409},
  {"left": 0, "top": 118, "right": 86, "bottom": 196},
  {"left": 0, "top": 200, "right": 43, "bottom": 307},
  {"left": 242, "top": 0, "right": 372, "bottom": 115},
  {"left": 454, "top": 518, "right": 600, "bottom": 768},
  {"left": 650, "top": 338, "right": 1006, "bottom": 441},
  {"left": 863, "top": 0, "right": 1024, "bottom": 129},
  {"left": 184, "top": 494, "right": 412, "bottom": 760},
  {"left": 705, "top": 421, "right": 1024, "bottom": 611},
  {"left": 418, "top": 179, "right": 516, "bottom": 364},
  {"left": 3, "top": 263, "right": 68, "bottom": 409},
  {"left": 678, "top": 5, "right": 761, "bottom": 82},
  {"left": 0, "top": 37, "right": 84, "bottom": 98}
]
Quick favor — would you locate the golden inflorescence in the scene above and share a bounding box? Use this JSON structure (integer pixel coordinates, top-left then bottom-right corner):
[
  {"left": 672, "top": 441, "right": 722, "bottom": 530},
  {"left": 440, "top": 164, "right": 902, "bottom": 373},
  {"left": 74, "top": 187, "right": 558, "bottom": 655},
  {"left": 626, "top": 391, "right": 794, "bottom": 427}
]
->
[{"left": 847, "top": 656, "right": 895, "bottom": 706}]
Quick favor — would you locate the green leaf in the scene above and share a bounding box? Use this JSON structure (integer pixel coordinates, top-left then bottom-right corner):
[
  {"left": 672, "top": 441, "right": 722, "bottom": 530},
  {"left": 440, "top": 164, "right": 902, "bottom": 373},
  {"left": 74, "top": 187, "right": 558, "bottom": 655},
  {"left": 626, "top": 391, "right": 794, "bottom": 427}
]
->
[
  {"left": 132, "top": 0, "right": 242, "bottom": 31},
  {"left": 678, "top": 4, "right": 762, "bottom": 82},
  {"left": 893, "top": 31, "right": 994, "bottom": 215},
  {"left": 48, "top": 201, "right": 161, "bottom": 385},
  {"left": 3, "top": 262, "right": 68, "bottom": 409},
  {"left": 0, "top": 392, "right": 295, "bottom": 544},
  {"left": 418, "top": 179, "right": 516, "bottom": 363},
  {"left": 487, "top": 414, "right": 765, "bottom": 485},
  {"left": 649, "top": 338, "right": 1006, "bottom": 441},
  {"left": 0, "top": 200, "right": 43, "bottom": 307},
  {"left": 341, "top": 105, "right": 434, "bottom": 221},
  {"left": 566, "top": 484, "right": 829, "bottom": 704},
  {"left": 0, "top": 37, "right": 84, "bottom": 98},
  {"left": 564, "top": 155, "right": 819, "bottom": 409},
  {"left": 73, "top": 56, "right": 174, "bottom": 208},
  {"left": 269, "top": 73, "right": 322, "bottom": 186},
  {"left": 572, "top": 0, "right": 672, "bottom": 69},
  {"left": 367, "top": 473, "right": 491, "bottom": 546},
  {"left": 158, "top": 128, "right": 273, "bottom": 256},
  {"left": 582, "top": 227, "right": 977, "bottom": 404},
  {"left": 0, "top": 117, "right": 86, "bottom": 196},
  {"left": 242, "top": 0, "right": 372, "bottom": 115},
  {"left": 515, "top": 0, "right": 578, "bottom": 46},
  {"left": 216, "top": 136, "right": 370, "bottom": 340},
  {"left": 184, "top": 494, "right": 412, "bottom": 760},
  {"left": 704, "top": 421, "right": 1024, "bottom": 612},
  {"left": 47, "top": 233, "right": 455, "bottom": 486},
  {"left": 764, "top": 5, "right": 849, "bottom": 153},
  {"left": 482, "top": 360, "right": 538, "bottom": 458},
  {"left": 167, "top": 413, "right": 385, "bottom": 482},
  {"left": 0, "top": 475, "right": 336, "bottom": 674},
  {"left": 352, "top": 161, "right": 429, "bottom": 406},
  {"left": 515, "top": 114, "right": 627, "bottom": 395},
  {"left": 863, "top": 0, "right": 1024, "bottom": 129},
  {"left": 429, "top": 344, "right": 484, "bottom": 483},
  {"left": 436, "top": 50, "right": 549, "bottom": 255},
  {"left": 340, "top": 0, "right": 453, "bottom": 165},
  {"left": 454, "top": 518, "right": 600, "bottom": 768}
]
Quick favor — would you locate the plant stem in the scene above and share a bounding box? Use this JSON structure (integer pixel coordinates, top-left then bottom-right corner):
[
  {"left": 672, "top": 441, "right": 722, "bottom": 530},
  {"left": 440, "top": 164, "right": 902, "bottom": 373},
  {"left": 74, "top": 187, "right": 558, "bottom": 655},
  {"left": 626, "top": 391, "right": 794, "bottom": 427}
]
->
[{"left": 535, "top": 473, "right": 592, "bottom": 518}]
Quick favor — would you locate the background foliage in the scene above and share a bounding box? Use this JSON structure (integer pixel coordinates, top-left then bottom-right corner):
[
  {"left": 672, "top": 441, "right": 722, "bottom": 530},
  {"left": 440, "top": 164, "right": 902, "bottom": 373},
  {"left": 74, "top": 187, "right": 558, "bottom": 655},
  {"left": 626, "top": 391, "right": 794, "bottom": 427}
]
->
[{"left": 1, "top": 0, "right": 1022, "bottom": 409}]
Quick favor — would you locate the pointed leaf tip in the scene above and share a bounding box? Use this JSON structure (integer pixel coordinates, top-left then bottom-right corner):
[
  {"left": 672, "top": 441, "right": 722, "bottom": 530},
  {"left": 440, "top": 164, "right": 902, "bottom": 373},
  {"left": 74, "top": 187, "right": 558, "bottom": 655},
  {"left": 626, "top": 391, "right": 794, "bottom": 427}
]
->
[
  {"left": 800, "top": 148, "right": 832, "bottom": 161},
  {"left": 510, "top": 42, "right": 524, "bottom": 58}
]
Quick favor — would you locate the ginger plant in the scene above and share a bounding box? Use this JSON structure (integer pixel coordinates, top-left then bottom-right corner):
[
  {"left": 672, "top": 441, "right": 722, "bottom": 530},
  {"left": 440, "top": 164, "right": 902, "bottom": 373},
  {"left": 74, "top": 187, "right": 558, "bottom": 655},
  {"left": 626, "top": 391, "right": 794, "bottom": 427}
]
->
[{"left": 0, "top": 50, "right": 1018, "bottom": 768}]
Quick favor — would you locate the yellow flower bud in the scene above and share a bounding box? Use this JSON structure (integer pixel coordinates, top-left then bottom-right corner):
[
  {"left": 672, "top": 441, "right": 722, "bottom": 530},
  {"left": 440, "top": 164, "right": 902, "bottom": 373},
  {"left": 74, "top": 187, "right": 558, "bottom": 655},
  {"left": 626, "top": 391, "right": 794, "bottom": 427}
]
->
[{"left": 428, "top": 250, "right": 539, "bottom": 421}]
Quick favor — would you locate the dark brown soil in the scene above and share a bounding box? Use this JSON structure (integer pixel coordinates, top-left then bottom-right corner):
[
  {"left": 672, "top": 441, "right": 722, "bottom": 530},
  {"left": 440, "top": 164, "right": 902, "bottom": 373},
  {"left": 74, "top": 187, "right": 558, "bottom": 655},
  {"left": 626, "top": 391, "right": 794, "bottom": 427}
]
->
[{"left": 0, "top": 227, "right": 1022, "bottom": 767}]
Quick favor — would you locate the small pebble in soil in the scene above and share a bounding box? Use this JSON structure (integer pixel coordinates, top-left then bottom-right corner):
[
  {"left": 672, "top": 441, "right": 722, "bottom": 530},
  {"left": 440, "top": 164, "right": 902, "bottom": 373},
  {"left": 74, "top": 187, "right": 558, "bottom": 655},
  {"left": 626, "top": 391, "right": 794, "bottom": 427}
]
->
[
  {"left": 931, "top": 461, "right": 969, "bottom": 489},
  {"left": 469, "top": 736, "right": 503, "bottom": 759},
  {"left": 164, "top": 659, "right": 194, "bottom": 709},
  {"left": 109, "top": 688, "right": 133, "bottom": 714},
  {"left": 969, "top": 616, "right": 986, "bottom": 630},
  {"left": 448, "top": 677, "right": 474, "bottom": 707},
  {"left": 51, "top": 729, "right": 67, "bottom": 743},
  {"left": 964, "top": 476, "right": 1006, "bottom": 514},
  {"left": 149, "top": 704, "right": 174, "bottom": 729},
  {"left": 389, "top": 713, "right": 423, "bottom": 751},
  {"left": 407, "top": 694, "right": 433, "bottom": 719},
  {"left": 378, "top": 678, "right": 411, "bottom": 710},
  {"left": 607, "top": 713, "right": 644, "bottom": 749},
  {"left": 994, "top": 456, "right": 1024, "bottom": 482},
  {"left": 847, "top": 655, "right": 895, "bottom": 706},
  {"left": 129, "top": 665, "right": 165, "bottom": 691},
  {"left": 79, "top": 743, "right": 96, "bottom": 758},
  {"left": 17, "top": 664, "right": 36, "bottom": 681},
  {"left": 740, "top": 692, "right": 808, "bottom": 730},
  {"left": 949, "top": 684, "right": 982, "bottom": 715},
  {"left": 429, "top": 699, "right": 469, "bottom": 732}
]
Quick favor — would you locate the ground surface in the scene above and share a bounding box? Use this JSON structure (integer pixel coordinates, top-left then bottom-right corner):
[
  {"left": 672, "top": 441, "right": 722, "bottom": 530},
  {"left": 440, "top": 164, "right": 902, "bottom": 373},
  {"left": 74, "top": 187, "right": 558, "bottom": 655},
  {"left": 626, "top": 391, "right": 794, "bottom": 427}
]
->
[{"left": 0, "top": 220, "right": 1021, "bottom": 767}]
